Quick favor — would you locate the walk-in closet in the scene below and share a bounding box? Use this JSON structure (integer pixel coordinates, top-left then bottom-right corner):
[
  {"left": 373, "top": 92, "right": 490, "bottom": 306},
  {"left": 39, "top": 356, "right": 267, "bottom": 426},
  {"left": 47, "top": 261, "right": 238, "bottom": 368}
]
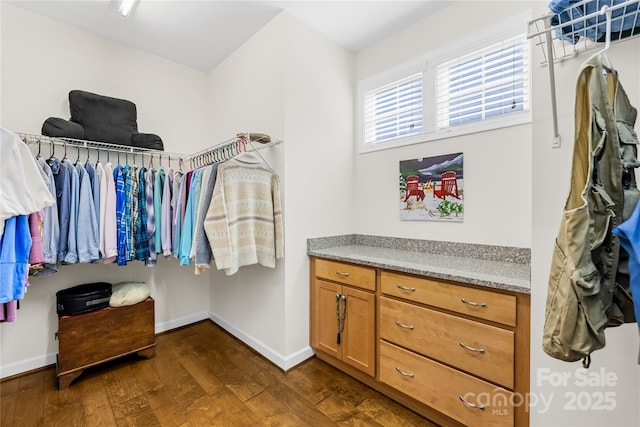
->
[{"left": 2, "top": 1, "right": 639, "bottom": 426}]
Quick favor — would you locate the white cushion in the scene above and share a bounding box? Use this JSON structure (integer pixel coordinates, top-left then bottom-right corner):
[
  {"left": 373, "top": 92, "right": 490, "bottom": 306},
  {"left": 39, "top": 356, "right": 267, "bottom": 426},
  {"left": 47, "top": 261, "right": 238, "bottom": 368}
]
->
[{"left": 109, "top": 282, "right": 150, "bottom": 307}]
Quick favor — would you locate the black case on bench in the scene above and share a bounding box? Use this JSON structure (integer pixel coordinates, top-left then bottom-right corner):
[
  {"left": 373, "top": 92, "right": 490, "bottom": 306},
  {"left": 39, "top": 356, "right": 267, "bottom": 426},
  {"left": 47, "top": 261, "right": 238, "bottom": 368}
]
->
[{"left": 56, "top": 282, "right": 112, "bottom": 316}]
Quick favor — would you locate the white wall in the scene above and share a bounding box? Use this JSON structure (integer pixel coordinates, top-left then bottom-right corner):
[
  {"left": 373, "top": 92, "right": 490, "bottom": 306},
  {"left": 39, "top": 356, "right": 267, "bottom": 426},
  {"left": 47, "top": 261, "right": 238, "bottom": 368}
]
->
[
  {"left": 205, "top": 12, "right": 355, "bottom": 367},
  {"left": 353, "top": 1, "right": 532, "bottom": 248},
  {"left": 529, "top": 1, "right": 640, "bottom": 426},
  {"left": 0, "top": 3, "right": 212, "bottom": 377}
]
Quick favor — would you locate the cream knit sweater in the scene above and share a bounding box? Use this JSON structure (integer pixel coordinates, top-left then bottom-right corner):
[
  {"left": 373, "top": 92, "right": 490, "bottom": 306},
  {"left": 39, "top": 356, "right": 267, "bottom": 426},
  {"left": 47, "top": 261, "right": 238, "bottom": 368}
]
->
[{"left": 203, "top": 154, "right": 283, "bottom": 275}]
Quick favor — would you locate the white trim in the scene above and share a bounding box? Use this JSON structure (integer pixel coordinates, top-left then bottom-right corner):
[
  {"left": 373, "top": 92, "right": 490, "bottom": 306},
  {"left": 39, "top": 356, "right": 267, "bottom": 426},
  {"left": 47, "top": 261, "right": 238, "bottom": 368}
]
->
[
  {"left": 209, "top": 313, "right": 314, "bottom": 371},
  {"left": 0, "top": 353, "right": 58, "bottom": 379},
  {"left": 155, "top": 311, "right": 210, "bottom": 334},
  {"left": 357, "top": 10, "right": 533, "bottom": 154}
]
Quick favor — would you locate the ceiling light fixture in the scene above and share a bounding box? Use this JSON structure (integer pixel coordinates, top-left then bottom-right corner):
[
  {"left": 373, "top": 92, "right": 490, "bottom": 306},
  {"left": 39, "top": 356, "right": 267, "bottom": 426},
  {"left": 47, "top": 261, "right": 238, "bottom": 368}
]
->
[{"left": 118, "top": 0, "right": 137, "bottom": 17}]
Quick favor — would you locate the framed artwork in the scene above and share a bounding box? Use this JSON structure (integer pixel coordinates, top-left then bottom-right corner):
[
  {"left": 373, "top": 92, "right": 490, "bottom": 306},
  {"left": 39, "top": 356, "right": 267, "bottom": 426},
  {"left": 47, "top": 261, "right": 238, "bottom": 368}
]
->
[{"left": 399, "top": 152, "right": 464, "bottom": 221}]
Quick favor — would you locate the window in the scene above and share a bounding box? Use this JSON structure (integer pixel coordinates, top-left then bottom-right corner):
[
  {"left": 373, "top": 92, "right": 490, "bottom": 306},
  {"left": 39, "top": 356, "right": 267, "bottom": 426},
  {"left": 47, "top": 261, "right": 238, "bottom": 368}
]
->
[
  {"left": 358, "top": 14, "right": 531, "bottom": 153},
  {"left": 363, "top": 71, "right": 423, "bottom": 145},
  {"left": 436, "top": 34, "right": 529, "bottom": 130}
]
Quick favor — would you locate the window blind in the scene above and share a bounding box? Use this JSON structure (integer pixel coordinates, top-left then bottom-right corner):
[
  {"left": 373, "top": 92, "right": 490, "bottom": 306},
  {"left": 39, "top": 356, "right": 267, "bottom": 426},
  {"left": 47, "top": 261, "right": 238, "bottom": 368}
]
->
[
  {"left": 363, "top": 72, "right": 423, "bottom": 145},
  {"left": 436, "top": 34, "right": 529, "bottom": 130}
]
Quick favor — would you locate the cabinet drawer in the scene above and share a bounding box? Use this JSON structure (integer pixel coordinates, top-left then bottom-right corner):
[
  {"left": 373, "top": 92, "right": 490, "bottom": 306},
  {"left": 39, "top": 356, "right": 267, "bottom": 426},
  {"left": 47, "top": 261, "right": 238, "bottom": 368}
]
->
[
  {"left": 380, "top": 271, "right": 516, "bottom": 326},
  {"left": 380, "top": 297, "right": 514, "bottom": 388},
  {"left": 57, "top": 298, "right": 155, "bottom": 374},
  {"left": 380, "top": 341, "right": 514, "bottom": 427},
  {"left": 315, "top": 259, "right": 375, "bottom": 291}
]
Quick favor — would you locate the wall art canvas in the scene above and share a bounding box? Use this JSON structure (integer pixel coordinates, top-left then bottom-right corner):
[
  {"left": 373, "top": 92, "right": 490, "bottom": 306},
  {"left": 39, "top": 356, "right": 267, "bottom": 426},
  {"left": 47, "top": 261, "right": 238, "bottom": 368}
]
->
[{"left": 399, "top": 152, "right": 464, "bottom": 221}]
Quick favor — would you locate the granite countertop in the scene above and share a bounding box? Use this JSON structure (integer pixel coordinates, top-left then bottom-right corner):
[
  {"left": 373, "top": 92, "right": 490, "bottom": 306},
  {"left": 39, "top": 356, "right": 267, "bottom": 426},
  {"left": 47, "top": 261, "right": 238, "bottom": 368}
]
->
[{"left": 307, "top": 235, "right": 531, "bottom": 294}]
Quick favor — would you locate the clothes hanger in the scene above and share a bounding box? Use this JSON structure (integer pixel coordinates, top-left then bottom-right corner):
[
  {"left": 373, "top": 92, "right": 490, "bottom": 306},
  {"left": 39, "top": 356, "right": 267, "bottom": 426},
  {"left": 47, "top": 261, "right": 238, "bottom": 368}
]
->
[
  {"left": 36, "top": 139, "right": 42, "bottom": 159},
  {"left": 597, "top": 5, "right": 614, "bottom": 72},
  {"left": 74, "top": 145, "right": 80, "bottom": 165},
  {"left": 47, "top": 140, "right": 55, "bottom": 160},
  {"left": 62, "top": 142, "right": 68, "bottom": 161}
]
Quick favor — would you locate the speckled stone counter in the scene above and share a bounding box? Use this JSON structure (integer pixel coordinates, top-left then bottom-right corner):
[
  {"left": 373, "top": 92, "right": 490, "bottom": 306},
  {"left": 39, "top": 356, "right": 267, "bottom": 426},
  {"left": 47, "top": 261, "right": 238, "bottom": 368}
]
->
[{"left": 307, "top": 235, "right": 531, "bottom": 294}]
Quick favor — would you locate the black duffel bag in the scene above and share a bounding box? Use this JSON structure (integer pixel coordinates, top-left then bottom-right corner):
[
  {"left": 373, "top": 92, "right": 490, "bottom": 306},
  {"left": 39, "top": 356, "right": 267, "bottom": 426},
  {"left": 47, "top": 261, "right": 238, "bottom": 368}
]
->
[{"left": 56, "top": 282, "right": 112, "bottom": 316}]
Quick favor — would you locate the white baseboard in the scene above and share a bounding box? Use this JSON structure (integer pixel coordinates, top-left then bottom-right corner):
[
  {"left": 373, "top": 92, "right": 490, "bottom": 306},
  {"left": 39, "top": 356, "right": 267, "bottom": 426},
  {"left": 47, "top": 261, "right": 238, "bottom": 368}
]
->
[
  {"left": 209, "top": 313, "right": 315, "bottom": 371},
  {"left": 155, "top": 311, "right": 210, "bottom": 334},
  {"left": 1, "top": 312, "right": 313, "bottom": 379},
  {"left": 1, "top": 353, "right": 58, "bottom": 379},
  {"left": 0, "top": 311, "right": 210, "bottom": 380}
]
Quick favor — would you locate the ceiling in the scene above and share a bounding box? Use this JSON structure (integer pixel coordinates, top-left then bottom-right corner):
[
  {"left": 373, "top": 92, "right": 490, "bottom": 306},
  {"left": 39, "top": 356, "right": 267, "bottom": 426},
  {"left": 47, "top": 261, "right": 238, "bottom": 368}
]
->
[{"left": 9, "top": 1, "right": 452, "bottom": 72}]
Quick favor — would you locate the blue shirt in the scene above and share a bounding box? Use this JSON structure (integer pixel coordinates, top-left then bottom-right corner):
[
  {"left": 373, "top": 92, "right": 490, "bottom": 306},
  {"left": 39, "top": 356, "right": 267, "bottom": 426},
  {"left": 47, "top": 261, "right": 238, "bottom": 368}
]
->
[
  {"left": 63, "top": 161, "right": 79, "bottom": 264},
  {"left": 0, "top": 216, "right": 31, "bottom": 303},
  {"left": 114, "top": 165, "right": 127, "bottom": 266},
  {"left": 48, "top": 158, "right": 70, "bottom": 263},
  {"left": 75, "top": 163, "right": 99, "bottom": 263}
]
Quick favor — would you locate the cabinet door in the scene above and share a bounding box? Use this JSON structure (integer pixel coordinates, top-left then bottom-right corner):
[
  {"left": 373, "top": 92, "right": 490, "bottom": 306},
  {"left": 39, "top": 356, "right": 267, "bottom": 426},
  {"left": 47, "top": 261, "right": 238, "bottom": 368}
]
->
[
  {"left": 314, "top": 279, "right": 341, "bottom": 359},
  {"left": 343, "top": 286, "right": 376, "bottom": 376}
]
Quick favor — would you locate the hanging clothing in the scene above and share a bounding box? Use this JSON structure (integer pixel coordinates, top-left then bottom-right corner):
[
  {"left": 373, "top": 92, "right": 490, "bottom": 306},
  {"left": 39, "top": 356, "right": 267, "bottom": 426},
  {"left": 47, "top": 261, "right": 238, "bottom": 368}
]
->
[
  {"left": 173, "top": 172, "right": 187, "bottom": 259},
  {"left": 179, "top": 169, "right": 200, "bottom": 266},
  {"left": 135, "top": 167, "right": 150, "bottom": 261},
  {"left": 0, "top": 128, "right": 56, "bottom": 239},
  {"left": 102, "top": 162, "right": 117, "bottom": 264},
  {"left": 129, "top": 165, "right": 139, "bottom": 261},
  {"left": 34, "top": 157, "right": 59, "bottom": 276},
  {"left": 204, "top": 154, "right": 284, "bottom": 275},
  {"left": 63, "top": 161, "right": 79, "bottom": 264},
  {"left": 153, "top": 166, "right": 165, "bottom": 255},
  {"left": 75, "top": 163, "right": 99, "bottom": 263},
  {"left": 543, "top": 53, "right": 639, "bottom": 365},
  {"left": 195, "top": 163, "right": 219, "bottom": 274},
  {"left": 85, "top": 161, "right": 100, "bottom": 236},
  {"left": 187, "top": 168, "right": 206, "bottom": 262},
  {"left": 190, "top": 166, "right": 212, "bottom": 262},
  {"left": 114, "top": 165, "right": 128, "bottom": 266},
  {"left": 612, "top": 201, "right": 640, "bottom": 363},
  {"left": 145, "top": 168, "right": 157, "bottom": 266},
  {"left": 96, "top": 162, "right": 107, "bottom": 259},
  {"left": 0, "top": 215, "right": 31, "bottom": 303},
  {"left": 28, "top": 211, "right": 44, "bottom": 265},
  {"left": 161, "top": 168, "right": 174, "bottom": 257}
]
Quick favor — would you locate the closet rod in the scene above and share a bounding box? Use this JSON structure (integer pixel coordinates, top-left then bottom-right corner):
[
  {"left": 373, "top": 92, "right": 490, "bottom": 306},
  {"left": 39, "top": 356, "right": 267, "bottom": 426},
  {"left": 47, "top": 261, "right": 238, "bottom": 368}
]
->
[
  {"left": 185, "top": 132, "right": 282, "bottom": 162},
  {"left": 18, "top": 132, "right": 185, "bottom": 161}
]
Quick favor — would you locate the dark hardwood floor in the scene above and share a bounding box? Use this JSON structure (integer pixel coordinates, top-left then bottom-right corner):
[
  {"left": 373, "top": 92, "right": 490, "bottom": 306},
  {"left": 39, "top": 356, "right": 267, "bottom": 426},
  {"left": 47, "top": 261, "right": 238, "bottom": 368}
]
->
[{"left": 1, "top": 320, "right": 438, "bottom": 426}]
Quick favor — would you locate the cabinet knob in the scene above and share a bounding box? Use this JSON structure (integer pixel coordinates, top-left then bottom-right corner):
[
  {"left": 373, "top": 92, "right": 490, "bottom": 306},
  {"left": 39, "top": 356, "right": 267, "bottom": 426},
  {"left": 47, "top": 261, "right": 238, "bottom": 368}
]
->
[
  {"left": 396, "top": 284, "right": 416, "bottom": 292},
  {"left": 108, "top": 320, "right": 115, "bottom": 326},
  {"left": 335, "top": 271, "right": 350, "bottom": 277}
]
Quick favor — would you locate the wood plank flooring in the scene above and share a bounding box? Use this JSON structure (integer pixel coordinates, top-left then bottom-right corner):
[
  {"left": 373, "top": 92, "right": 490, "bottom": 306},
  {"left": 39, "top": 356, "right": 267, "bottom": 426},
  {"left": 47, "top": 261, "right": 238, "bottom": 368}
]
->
[{"left": 1, "top": 320, "right": 438, "bottom": 426}]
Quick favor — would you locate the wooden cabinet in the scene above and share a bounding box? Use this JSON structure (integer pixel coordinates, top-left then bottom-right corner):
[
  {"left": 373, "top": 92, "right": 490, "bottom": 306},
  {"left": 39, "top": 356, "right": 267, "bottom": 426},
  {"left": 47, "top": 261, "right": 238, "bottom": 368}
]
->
[
  {"left": 310, "top": 257, "right": 530, "bottom": 427},
  {"left": 311, "top": 259, "right": 376, "bottom": 376},
  {"left": 56, "top": 297, "right": 156, "bottom": 389}
]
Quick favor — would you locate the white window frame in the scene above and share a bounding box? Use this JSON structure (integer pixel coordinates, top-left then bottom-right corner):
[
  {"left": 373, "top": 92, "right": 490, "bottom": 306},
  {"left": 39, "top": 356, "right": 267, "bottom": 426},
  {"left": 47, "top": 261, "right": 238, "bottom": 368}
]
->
[{"left": 357, "top": 11, "right": 532, "bottom": 154}]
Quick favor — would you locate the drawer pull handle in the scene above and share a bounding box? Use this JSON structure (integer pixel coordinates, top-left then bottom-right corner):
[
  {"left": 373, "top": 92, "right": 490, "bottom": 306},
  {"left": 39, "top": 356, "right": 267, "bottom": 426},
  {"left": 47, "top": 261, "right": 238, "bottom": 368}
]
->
[
  {"left": 335, "top": 271, "right": 350, "bottom": 277},
  {"left": 459, "top": 395, "right": 486, "bottom": 411},
  {"left": 459, "top": 342, "right": 485, "bottom": 353},
  {"left": 395, "top": 320, "right": 415, "bottom": 330},
  {"left": 461, "top": 298, "right": 487, "bottom": 308},
  {"left": 396, "top": 284, "right": 416, "bottom": 292},
  {"left": 395, "top": 367, "right": 415, "bottom": 378}
]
